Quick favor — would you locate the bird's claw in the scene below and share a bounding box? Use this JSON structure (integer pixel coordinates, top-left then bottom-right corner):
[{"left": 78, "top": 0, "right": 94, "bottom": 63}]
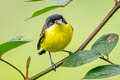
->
[
  {"left": 51, "top": 61, "right": 56, "bottom": 71},
  {"left": 68, "top": 51, "right": 73, "bottom": 56}
]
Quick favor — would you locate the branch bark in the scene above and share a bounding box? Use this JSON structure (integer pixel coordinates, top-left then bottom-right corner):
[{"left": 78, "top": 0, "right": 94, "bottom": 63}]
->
[{"left": 29, "top": 1, "right": 120, "bottom": 80}]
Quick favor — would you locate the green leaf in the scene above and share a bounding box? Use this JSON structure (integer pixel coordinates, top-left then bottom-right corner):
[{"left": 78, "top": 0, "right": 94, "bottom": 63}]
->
[
  {"left": 24, "top": 0, "right": 43, "bottom": 2},
  {"left": 91, "top": 33, "right": 119, "bottom": 56},
  {"left": 0, "top": 36, "right": 31, "bottom": 56},
  {"left": 26, "top": 6, "right": 61, "bottom": 20},
  {"left": 62, "top": 50, "right": 101, "bottom": 67},
  {"left": 26, "top": 0, "right": 72, "bottom": 20},
  {"left": 84, "top": 65, "right": 120, "bottom": 79}
]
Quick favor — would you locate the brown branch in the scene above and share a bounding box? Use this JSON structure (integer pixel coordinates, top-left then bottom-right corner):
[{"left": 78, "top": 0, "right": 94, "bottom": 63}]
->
[
  {"left": 115, "top": 0, "right": 117, "bottom": 3},
  {"left": 76, "top": 2, "right": 119, "bottom": 52},
  {"left": 0, "top": 58, "right": 25, "bottom": 79},
  {"left": 115, "top": 0, "right": 120, "bottom": 6},
  {"left": 29, "top": 1, "right": 120, "bottom": 80}
]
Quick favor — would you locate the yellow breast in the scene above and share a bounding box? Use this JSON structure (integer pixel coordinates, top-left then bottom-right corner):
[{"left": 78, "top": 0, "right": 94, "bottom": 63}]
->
[{"left": 41, "top": 23, "right": 73, "bottom": 52}]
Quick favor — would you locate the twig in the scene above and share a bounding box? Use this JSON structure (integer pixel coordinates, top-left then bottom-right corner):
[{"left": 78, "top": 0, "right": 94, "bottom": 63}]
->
[
  {"left": 29, "top": 1, "right": 120, "bottom": 80},
  {"left": 0, "top": 58, "right": 25, "bottom": 79},
  {"left": 63, "top": 0, "right": 72, "bottom": 7},
  {"left": 100, "top": 57, "right": 114, "bottom": 64},
  {"left": 25, "top": 56, "right": 31, "bottom": 80}
]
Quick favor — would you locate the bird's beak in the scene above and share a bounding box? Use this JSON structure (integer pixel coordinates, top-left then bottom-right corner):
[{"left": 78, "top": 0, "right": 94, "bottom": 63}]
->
[{"left": 55, "top": 19, "right": 63, "bottom": 24}]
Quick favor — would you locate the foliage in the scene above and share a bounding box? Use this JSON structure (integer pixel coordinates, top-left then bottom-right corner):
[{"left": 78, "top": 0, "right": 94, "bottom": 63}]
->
[
  {"left": 63, "top": 33, "right": 119, "bottom": 67},
  {"left": 84, "top": 65, "right": 120, "bottom": 79},
  {"left": 24, "top": 0, "right": 43, "bottom": 2},
  {"left": 0, "top": 36, "right": 31, "bottom": 57},
  {"left": 0, "top": 0, "right": 120, "bottom": 80},
  {"left": 25, "top": 0, "right": 72, "bottom": 20}
]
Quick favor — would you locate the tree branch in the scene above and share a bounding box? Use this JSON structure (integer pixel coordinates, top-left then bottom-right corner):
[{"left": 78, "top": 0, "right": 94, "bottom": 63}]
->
[
  {"left": 115, "top": 0, "right": 118, "bottom": 3},
  {"left": 0, "top": 58, "right": 25, "bottom": 79},
  {"left": 29, "top": 1, "right": 120, "bottom": 80},
  {"left": 115, "top": 0, "right": 120, "bottom": 6},
  {"left": 76, "top": 2, "right": 119, "bottom": 52}
]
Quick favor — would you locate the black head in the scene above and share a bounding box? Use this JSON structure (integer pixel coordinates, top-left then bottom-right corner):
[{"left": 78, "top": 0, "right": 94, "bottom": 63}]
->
[{"left": 46, "top": 14, "right": 67, "bottom": 26}]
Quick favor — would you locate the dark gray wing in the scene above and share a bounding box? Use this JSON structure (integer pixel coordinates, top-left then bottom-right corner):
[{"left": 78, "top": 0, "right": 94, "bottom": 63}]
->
[
  {"left": 37, "top": 23, "right": 49, "bottom": 50},
  {"left": 37, "top": 33, "right": 44, "bottom": 50}
]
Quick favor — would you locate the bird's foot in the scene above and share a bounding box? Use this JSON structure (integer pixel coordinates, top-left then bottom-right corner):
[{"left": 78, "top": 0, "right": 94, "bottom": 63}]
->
[
  {"left": 51, "top": 61, "right": 56, "bottom": 71},
  {"left": 62, "top": 50, "right": 73, "bottom": 56},
  {"left": 68, "top": 51, "right": 73, "bottom": 56}
]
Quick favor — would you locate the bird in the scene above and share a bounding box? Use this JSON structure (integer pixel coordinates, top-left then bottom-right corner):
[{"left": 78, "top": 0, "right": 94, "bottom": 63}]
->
[{"left": 37, "top": 14, "right": 73, "bottom": 71}]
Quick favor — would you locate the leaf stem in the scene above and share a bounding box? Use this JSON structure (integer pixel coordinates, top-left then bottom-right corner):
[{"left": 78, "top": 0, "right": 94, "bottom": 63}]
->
[
  {"left": 29, "top": 1, "right": 120, "bottom": 80},
  {"left": 63, "top": 0, "right": 72, "bottom": 7},
  {"left": 0, "top": 58, "right": 25, "bottom": 79},
  {"left": 100, "top": 57, "right": 114, "bottom": 64}
]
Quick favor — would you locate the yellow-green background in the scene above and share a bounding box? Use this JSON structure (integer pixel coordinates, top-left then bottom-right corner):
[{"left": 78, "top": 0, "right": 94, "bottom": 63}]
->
[{"left": 0, "top": 0, "right": 120, "bottom": 80}]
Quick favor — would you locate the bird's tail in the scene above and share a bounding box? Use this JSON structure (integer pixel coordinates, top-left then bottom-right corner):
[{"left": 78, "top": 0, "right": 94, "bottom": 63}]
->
[{"left": 38, "top": 49, "right": 46, "bottom": 55}]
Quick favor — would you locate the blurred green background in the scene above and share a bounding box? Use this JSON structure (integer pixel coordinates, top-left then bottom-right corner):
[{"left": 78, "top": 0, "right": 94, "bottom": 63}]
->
[{"left": 0, "top": 0, "right": 120, "bottom": 80}]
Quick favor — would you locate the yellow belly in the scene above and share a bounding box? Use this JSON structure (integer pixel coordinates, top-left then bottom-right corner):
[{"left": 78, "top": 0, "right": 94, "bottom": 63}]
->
[{"left": 41, "top": 23, "right": 73, "bottom": 52}]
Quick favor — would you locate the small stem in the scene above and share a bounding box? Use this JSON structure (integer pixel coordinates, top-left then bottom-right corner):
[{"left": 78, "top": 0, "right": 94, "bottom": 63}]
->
[
  {"left": 64, "top": 0, "right": 72, "bottom": 7},
  {"left": 100, "top": 57, "right": 114, "bottom": 64},
  {"left": 30, "top": 1, "right": 120, "bottom": 80},
  {"left": 25, "top": 56, "right": 31, "bottom": 80},
  {"left": 0, "top": 58, "right": 25, "bottom": 79}
]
